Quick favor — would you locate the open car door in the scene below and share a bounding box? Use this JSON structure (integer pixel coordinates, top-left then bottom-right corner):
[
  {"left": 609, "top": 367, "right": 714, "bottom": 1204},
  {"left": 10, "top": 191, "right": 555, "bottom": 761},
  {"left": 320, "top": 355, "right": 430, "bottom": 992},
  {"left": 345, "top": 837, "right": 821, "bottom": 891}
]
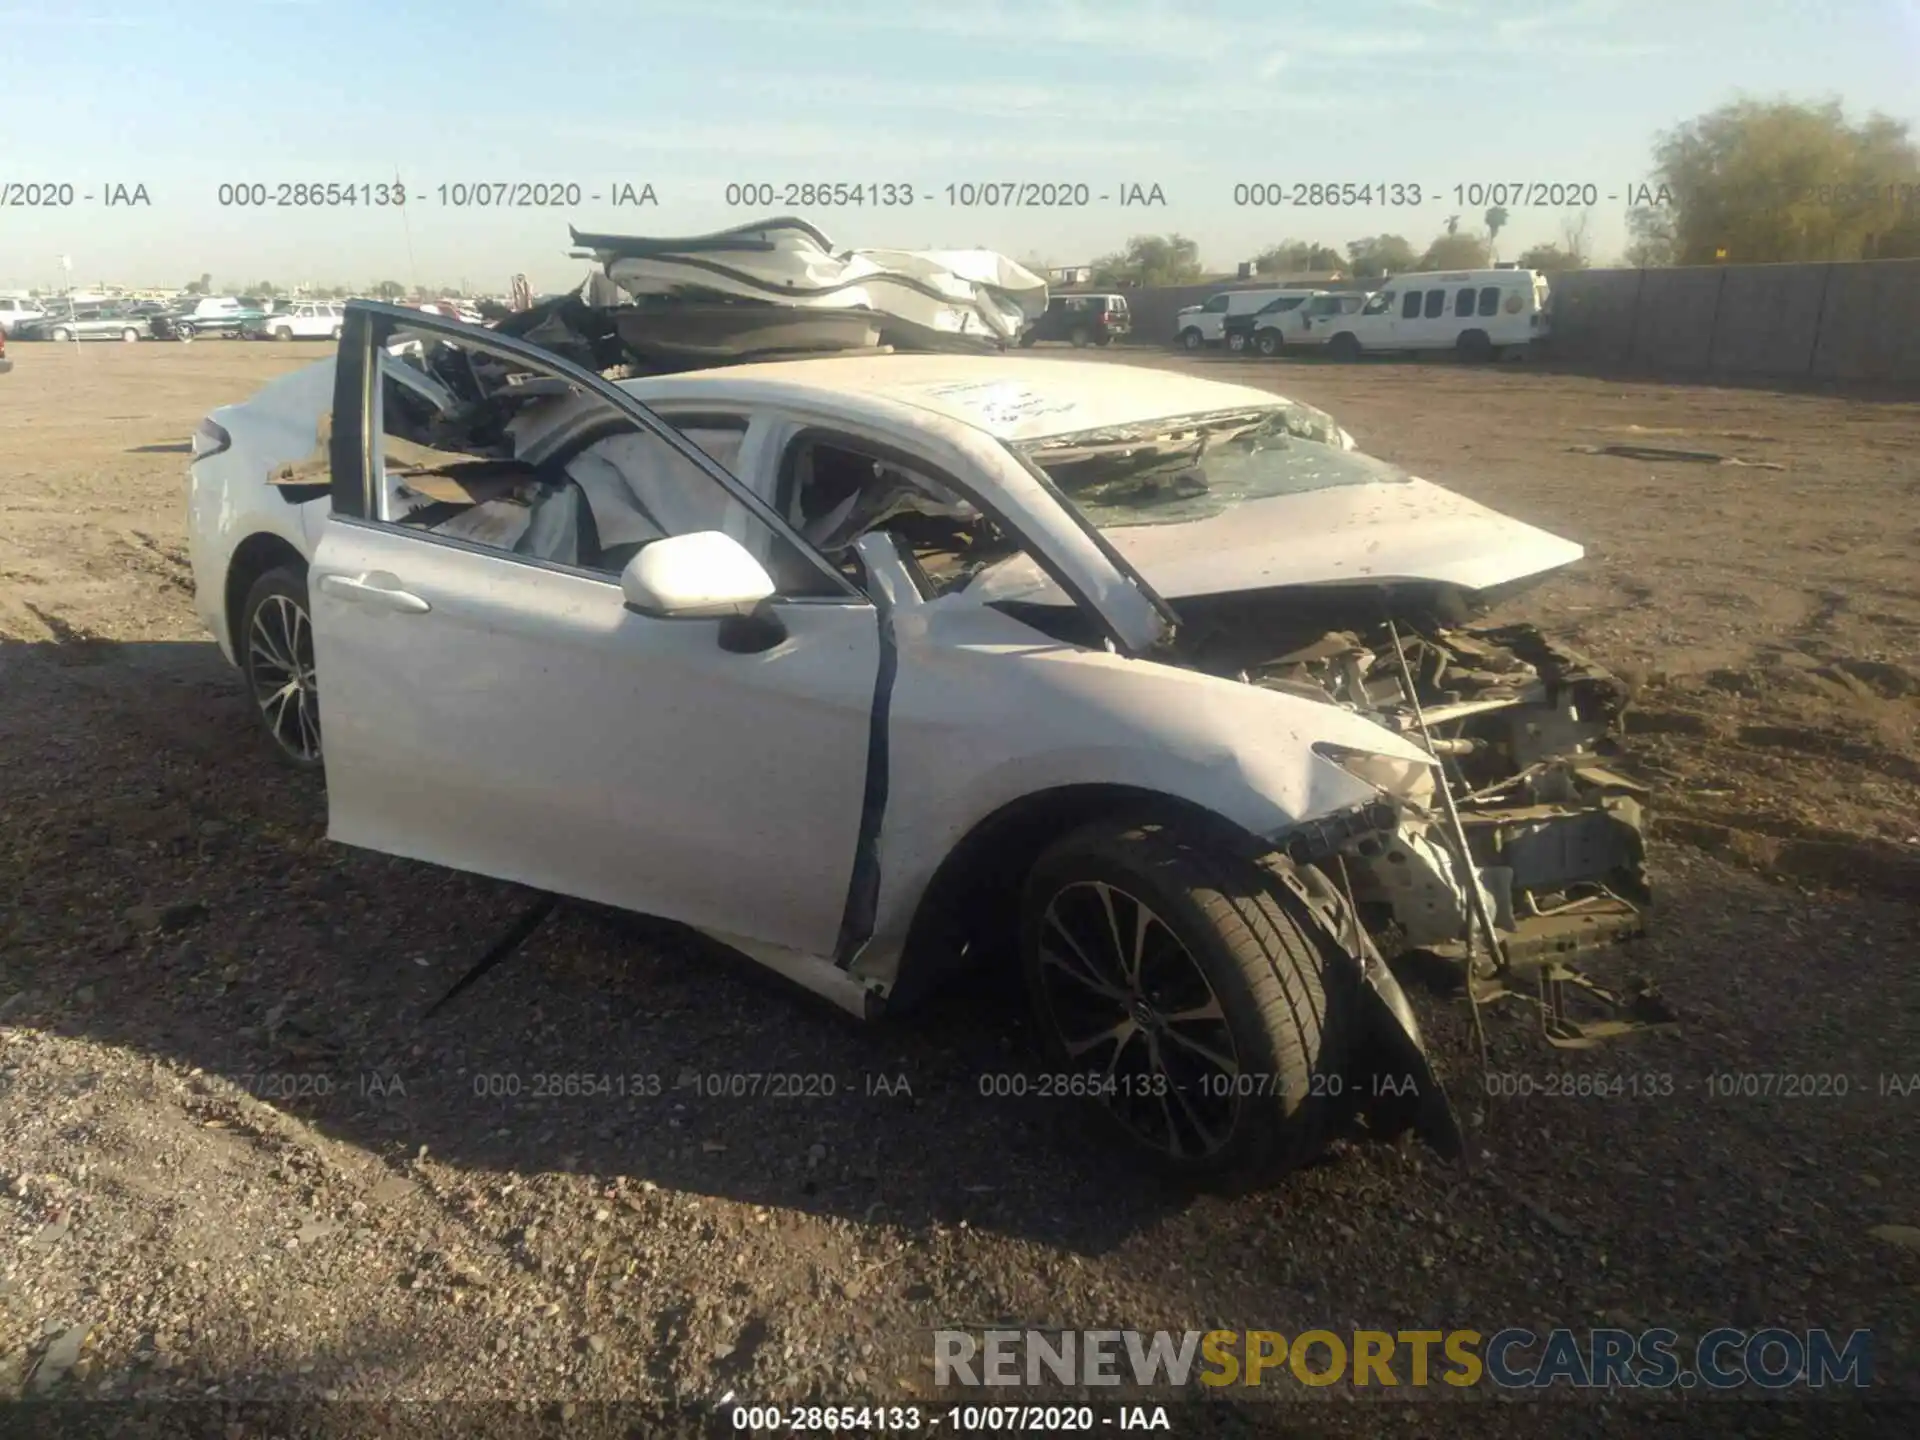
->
[{"left": 308, "top": 302, "right": 885, "bottom": 963}]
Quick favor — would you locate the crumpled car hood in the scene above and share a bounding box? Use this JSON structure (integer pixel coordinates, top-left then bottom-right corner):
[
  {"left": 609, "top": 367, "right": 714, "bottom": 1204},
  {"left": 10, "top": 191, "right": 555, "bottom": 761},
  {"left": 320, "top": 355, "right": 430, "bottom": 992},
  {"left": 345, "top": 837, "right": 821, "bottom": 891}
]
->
[
  {"left": 575, "top": 217, "right": 1048, "bottom": 343},
  {"left": 965, "top": 475, "right": 1585, "bottom": 606}
]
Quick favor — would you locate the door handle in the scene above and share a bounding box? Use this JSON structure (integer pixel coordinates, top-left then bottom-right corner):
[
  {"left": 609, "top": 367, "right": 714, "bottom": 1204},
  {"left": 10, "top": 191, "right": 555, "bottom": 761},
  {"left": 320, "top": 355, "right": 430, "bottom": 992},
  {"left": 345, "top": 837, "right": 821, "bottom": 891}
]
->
[{"left": 318, "top": 572, "right": 431, "bottom": 614}]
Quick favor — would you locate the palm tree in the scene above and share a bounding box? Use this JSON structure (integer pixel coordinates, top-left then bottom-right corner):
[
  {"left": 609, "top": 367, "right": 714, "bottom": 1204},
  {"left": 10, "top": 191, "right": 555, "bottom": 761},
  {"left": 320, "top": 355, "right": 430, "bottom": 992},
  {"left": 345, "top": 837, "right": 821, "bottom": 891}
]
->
[{"left": 1485, "top": 206, "right": 1510, "bottom": 264}]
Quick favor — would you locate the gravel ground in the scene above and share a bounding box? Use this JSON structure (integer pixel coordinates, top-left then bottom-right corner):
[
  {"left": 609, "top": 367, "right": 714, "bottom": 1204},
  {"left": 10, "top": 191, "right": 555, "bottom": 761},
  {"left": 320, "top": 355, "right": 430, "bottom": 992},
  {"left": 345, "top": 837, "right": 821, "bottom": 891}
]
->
[{"left": 1, "top": 339, "right": 1917, "bottom": 1437}]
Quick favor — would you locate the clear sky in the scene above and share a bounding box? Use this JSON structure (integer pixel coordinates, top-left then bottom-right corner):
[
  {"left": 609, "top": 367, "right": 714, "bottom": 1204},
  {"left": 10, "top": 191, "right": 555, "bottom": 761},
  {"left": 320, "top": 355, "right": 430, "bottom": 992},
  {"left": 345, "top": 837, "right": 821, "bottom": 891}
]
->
[{"left": 2, "top": 0, "right": 1915, "bottom": 293}]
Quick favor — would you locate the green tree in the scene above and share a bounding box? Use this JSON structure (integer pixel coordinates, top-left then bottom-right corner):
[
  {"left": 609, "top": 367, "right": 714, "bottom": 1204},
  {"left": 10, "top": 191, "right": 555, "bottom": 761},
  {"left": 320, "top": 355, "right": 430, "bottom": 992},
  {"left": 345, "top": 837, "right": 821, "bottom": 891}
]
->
[
  {"left": 1624, "top": 205, "right": 1677, "bottom": 266},
  {"left": 1644, "top": 96, "right": 1920, "bottom": 263},
  {"left": 1345, "top": 234, "right": 1417, "bottom": 278},
  {"left": 373, "top": 280, "right": 406, "bottom": 300},
  {"left": 184, "top": 274, "right": 210, "bottom": 295},
  {"left": 1254, "top": 239, "right": 1343, "bottom": 275},
  {"left": 1090, "top": 233, "right": 1204, "bottom": 288},
  {"left": 1484, "top": 205, "right": 1509, "bottom": 262},
  {"left": 1420, "top": 232, "right": 1492, "bottom": 269},
  {"left": 1514, "top": 242, "right": 1587, "bottom": 272},
  {"left": 254, "top": 281, "right": 279, "bottom": 298}
]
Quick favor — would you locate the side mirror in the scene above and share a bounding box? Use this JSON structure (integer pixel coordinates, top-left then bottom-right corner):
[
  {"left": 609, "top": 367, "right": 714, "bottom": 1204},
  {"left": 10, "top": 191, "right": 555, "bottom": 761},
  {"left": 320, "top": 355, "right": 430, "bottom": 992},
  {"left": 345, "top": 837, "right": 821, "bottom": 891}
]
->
[{"left": 620, "top": 531, "right": 778, "bottom": 619}]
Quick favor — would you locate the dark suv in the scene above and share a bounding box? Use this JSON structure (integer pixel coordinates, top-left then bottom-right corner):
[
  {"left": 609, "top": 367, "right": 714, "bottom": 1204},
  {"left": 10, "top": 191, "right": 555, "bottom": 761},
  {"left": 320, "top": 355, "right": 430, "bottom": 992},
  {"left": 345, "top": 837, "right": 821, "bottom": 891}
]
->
[{"left": 1019, "top": 293, "right": 1130, "bottom": 347}]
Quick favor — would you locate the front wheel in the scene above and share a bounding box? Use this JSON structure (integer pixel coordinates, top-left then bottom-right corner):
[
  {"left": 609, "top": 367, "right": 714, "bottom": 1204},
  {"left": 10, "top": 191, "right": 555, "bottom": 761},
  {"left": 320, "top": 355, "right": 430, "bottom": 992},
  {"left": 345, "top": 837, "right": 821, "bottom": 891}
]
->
[
  {"left": 51, "top": 327, "right": 71, "bottom": 342},
  {"left": 1177, "top": 327, "right": 1203, "bottom": 352},
  {"left": 1327, "top": 332, "right": 1361, "bottom": 362},
  {"left": 240, "top": 565, "right": 323, "bottom": 768},
  {"left": 272, "top": 325, "right": 293, "bottom": 341},
  {"left": 176, "top": 323, "right": 196, "bottom": 342},
  {"left": 1255, "top": 329, "right": 1282, "bottom": 357},
  {"left": 1020, "top": 820, "right": 1352, "bottom": 1188},
  {"left": 122, "top": 327, "right": 140, "bottom": 343}
]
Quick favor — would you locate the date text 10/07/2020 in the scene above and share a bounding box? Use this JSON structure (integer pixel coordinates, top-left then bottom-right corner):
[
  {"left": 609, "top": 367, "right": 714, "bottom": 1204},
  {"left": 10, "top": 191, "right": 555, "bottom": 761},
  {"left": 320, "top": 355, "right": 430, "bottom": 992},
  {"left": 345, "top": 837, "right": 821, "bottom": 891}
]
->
[
  {"left": 209, "top": 182, "right": 659, "bottom": 208},
  {"left": 1230, "top": 181, "right": 1679, "bottom": 207}
]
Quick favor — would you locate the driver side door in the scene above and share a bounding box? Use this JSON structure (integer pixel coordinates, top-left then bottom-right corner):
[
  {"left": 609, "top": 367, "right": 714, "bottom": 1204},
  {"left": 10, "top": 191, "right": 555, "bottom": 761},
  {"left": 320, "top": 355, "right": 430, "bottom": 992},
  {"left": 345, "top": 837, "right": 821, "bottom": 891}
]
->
[{"left": 308, "top": 304, "right": 884, "bottom": 960}]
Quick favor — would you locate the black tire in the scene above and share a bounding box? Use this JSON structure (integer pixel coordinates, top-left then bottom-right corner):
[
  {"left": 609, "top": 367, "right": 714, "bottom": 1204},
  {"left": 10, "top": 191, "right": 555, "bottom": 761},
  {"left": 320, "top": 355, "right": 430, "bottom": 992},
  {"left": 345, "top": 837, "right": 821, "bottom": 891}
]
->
[
  {"left": 121, "top": 327, "right": 140, "bottom": 343},
  {"left": 1226, "top": 331, "right": 1246, "bottom": 353},
  {"left": 1177, "top": 327, "right": 1203, "bottom": 352},
  {"left": 239, "top": 565, "right": 322, "bottom": 768},
  {"left": 1255, "top": 328, "right": 1282, "bottom": 357},
  {"left": 1456, "top": 329, "right": 1494, "bottom": 362},
  {"left": 272, "top": 325, "right": 293, "bottom": 341},
  {"left": 1069, "top": 326, "right": 1091, "bottom": 348},
  {"left": 176, "top": 323, "right": 196, "bottom": 342},
  {"left": 1327, "top": 331, "right": 1361, "bottom": 362},
  {"left": 1094, "top": 333, "right": 1113, "bottom": 347},
  {"left": 1019, "top": 820, "right": 1353, "bottom": 1188},
  {"left": 1018, "top": 331, "right": 1037, "bottom": 348},
  {"left": 50, "top": 326, "right": 71, "bottom": 342}
]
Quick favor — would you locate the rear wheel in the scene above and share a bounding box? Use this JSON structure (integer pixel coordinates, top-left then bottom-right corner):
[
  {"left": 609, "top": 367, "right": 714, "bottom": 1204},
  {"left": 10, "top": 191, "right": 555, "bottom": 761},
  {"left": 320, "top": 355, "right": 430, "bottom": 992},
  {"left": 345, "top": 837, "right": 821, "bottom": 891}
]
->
[
  {"left": 1069, "top": 325, "right": 1091, "bottom": 348},
  {"left": 1177, "top": 327, "right": 1203, "bottom": 352},
  {"left": 240, "top": 565, "right": 322, "bottom": 768},
  {"left": 272, "top": 325, "right": 293, "bottom": 341},
  {"left": 121, "top": 327, "right": 140, "bottom": 343},
  {"left": 1226, "top": 331, "right": 1246, "bottom": 353},
  {"left": 1255, "top": 328, "right": 1283, "bottom": 357},
  {"left": 1020, "top": 820, "right": 1353, "bottom": 1188},
  {"left": 1327, "top": 331, "right": 1361, "bottom": 361},
  {"left": 176, "top": 322, "right": 196, "bottom": 342},
  {"left": 1094, "top": 333, "right": 1114, "bottom": 347},
  {"left": 51, "top": 326, "right": 71, "bottom": 342},
  {"left": 1456, "top": 329, "right": 1494, "bottom": 361}
]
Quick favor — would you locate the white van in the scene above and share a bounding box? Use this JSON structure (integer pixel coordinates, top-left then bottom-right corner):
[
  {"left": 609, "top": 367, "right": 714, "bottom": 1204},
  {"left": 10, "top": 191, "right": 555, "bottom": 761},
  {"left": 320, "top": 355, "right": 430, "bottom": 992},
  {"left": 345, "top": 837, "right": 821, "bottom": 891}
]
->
[
  {"left": 1250, "top": 290, "right": 1371, "bottom": 354},
  {"left": 1174, "top": 287, "right": 1318, "bottom": 351},
  {"left": 1315, "top": 269, "right": 1550, "bottom": 359}
]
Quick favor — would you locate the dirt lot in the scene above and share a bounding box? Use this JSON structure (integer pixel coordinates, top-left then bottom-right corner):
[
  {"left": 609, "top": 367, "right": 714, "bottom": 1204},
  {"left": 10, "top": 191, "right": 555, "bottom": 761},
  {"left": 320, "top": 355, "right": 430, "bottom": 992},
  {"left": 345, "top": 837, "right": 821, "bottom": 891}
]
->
[{"left": 2, "top": 339, "right": 1918, "bottom": 1435}]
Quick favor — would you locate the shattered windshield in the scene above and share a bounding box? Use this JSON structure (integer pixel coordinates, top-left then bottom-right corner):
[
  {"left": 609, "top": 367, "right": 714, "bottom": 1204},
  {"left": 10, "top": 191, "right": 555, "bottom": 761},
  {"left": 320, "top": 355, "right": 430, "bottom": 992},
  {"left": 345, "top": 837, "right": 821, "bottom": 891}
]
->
[{"left": 1016, "top": 403, "right": 1409, "bottom": 529}]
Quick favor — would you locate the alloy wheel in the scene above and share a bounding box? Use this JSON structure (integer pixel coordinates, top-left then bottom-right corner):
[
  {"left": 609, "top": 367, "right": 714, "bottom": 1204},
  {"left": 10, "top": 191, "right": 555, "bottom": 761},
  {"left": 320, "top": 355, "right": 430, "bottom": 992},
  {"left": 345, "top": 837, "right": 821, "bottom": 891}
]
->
[
  {"left": 248, "top": 593, "right": 321, "bottom": 762},
  {"left": 1034, "top": 880, "right": 1242, "bottom": 1159}
]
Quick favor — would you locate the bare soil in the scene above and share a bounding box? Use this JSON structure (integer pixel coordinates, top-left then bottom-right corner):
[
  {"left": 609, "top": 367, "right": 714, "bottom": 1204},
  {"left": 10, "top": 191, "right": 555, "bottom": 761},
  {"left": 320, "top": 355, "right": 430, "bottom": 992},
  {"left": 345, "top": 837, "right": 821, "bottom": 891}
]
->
[{"left": 2, "top": 339, "right": 1917, "bottom": 1435}]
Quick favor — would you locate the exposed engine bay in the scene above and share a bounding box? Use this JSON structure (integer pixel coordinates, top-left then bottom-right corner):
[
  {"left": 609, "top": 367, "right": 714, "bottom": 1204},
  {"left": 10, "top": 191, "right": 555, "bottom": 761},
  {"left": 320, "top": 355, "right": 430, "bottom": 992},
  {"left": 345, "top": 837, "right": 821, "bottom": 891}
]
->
[{"left": 1172, "top": 584, "right": 1650, "bottom": 976}]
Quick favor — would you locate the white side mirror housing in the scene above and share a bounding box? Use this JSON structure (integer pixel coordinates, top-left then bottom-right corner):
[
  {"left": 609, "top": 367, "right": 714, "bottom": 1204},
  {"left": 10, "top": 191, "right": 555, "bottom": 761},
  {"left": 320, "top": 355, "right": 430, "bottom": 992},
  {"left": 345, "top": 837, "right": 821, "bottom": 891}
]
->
[{"left": 620, "top": 531, "right": 777, "bottom": 618}]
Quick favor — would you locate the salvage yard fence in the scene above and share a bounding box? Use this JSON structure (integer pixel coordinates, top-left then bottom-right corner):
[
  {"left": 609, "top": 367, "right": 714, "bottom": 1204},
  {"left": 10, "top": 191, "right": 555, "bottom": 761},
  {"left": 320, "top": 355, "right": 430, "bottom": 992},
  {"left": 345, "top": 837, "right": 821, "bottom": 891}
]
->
[{"left": 1111, "top": 258, "right": 1920, "bottom": 386}]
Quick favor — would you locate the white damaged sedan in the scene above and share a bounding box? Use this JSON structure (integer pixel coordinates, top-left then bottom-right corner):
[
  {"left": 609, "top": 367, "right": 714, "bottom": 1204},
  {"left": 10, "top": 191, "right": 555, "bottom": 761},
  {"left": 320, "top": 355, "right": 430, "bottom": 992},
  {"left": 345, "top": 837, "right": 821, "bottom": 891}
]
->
[{"left": 186, "top": 300, "right": 1650, "bottom": 1186}]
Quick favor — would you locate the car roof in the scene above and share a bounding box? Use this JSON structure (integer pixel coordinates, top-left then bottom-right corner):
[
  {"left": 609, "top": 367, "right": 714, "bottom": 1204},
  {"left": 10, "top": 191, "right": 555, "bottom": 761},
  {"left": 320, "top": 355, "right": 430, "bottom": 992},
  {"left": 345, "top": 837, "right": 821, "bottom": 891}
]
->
[{"left": 625, "top": 353, "right": 1296, "bottom": 443}]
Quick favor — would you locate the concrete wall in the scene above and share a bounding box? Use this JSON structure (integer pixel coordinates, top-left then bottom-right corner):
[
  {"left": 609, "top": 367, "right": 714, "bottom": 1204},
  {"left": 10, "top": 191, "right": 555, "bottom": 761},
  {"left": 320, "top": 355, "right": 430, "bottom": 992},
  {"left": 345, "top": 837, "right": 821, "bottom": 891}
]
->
[{"left": 1116, "top": 259, "right": 1920, "bottom": 385}]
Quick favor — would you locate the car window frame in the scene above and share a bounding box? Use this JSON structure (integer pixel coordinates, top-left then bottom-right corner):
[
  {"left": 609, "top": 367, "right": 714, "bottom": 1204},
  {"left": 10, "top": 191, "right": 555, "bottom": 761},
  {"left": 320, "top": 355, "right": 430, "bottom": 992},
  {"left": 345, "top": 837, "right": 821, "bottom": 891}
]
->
[{"left": 328, "top": 301, "right": 866, "bottom": 602}]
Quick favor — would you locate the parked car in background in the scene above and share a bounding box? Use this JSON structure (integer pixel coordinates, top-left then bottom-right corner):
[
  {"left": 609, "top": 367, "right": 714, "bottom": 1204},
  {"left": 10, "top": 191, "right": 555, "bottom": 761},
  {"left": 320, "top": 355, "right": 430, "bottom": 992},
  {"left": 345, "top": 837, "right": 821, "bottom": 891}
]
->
[
  {"left": 1173, "top": 287, "right": 1312, "bottom": 352},
  {"left": 1221, "top": 290, "right": 1324, "bottom": 354},
  {"left": 16, "top": 303, "right": 149, "bottom": 342},
  {"left": 151, "top": 297, "right": 263, "bottom": 341},
  {"left": 0, "top": 298, "right": 47, "bottom": 336},
  {"left": 1313, "top": 269, "right": 1550, "bottom": 360},
  {"left": 1018, "top": 293, "right": 1131, "bottom": 347},
  {"left": 245, "top": 301, "right": 346, "bottom": 341},
  {"left": 409, "top": 300, "right": 485, "bottom": 325}
]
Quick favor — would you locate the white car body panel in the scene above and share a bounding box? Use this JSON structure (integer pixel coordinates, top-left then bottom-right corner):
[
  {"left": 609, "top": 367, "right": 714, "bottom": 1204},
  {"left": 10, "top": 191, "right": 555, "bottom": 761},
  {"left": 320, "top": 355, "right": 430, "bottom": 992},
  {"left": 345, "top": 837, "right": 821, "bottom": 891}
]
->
[
  {"left": 845, "top": 546, "right": 1432, "bottom": 978},
  {"left": 189, "top": 329, "right": 1592, "bottom": 1014},
  {"left": 309, "top": 517, "right": 882, "bottom": 959},
  {"left": 965, "top": 474, "right": 1585, "bottom": 606}
]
